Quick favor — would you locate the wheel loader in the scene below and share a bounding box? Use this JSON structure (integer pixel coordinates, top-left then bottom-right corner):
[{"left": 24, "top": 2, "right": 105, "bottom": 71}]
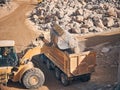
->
[{"left": 0, "top": 40, "right": 45, "bottom": 89}]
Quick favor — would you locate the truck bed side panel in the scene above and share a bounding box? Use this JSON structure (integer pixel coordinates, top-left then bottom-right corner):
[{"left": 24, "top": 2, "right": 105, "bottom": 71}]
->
[
  {"left": 42, "top": 45, "right": 68, "bottom": 73},
  {"left": 69, "top": 51, "right": 96, "bottom": 76}
]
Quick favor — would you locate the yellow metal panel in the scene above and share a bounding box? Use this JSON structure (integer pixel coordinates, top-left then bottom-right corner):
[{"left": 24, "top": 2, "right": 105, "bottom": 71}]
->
[
  {"left": 70, "top": 56, "right": 77, "bottom": 75},
  {"left": 13, "top": 62, "right": 34, "bottom": 82},
  {"left": 21, "top": 46, "right": 42, "bottom": 62},
  {"left": 69, "top": 51, "right": 96, "bottom": 76}
]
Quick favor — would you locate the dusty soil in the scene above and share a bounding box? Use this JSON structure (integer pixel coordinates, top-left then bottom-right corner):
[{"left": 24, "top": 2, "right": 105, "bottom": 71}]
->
[
  {"left": 0, "top": 0, "right": 39, "bottom": 53},
  {"left": 0, "top": 1, "right": 18, "bottom": 19},
  {"left": 0, "top": 0, "right": 120, "bottom": 90}
]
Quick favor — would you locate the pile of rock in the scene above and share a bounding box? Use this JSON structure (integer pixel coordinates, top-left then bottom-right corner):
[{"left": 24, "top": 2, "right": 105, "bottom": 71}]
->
[
  {"left": 0, "top": 0, "right": 10, "bottom": 6},
  {"left": 29, "top": 0, "right": 120, "bottom": 34}
]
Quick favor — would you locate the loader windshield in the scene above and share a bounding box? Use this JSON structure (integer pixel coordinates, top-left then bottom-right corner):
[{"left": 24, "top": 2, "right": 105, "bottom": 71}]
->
[{"left": 0, "top": 47, "right": 18, "bottom": 67}]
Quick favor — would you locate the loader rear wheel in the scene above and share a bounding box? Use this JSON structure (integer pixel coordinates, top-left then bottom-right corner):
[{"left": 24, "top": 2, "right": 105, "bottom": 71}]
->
[{"left": 22, "top": 68, "right": 45, "bottom": 89}]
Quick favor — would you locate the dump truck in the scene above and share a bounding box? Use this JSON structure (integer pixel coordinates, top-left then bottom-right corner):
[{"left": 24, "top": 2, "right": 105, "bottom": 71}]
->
[
  {"left": 38, "top": 24, "right": 96, "bottom": 86},
  {"left": 0, "top": 40, "right": 45, "bottom": 89}
]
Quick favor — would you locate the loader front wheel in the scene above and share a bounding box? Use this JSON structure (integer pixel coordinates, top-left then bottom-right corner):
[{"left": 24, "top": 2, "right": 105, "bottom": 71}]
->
[{"left": 22, "top": 68, "right": 45, "bottom": 89}]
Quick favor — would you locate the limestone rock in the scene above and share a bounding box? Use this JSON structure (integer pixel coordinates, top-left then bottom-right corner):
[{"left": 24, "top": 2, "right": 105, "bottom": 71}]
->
[
  {"left": 107, "top": 7, "right": 117, "bottom": 17},
  {"left": 33, "top": 15, "right": 38, "bottom": 20},
  {"left": 107, "top": 17, "right": 114, "bottom": 27},
  {"left": 89, "top": 26, "right": 103, "bottom": 32},
  {"left": 30, "top": 0, "right": 120, "bottom": 34},
  {"left": 116, "top": 9, "right": 120, "bottom": 18},
  {"left": 84, "top": 19, "right": 94, "bottom": 28},
  {"left": 83, "top": 9, "right": 92, "bottom": 19},
  {"left": 80, "top": 28, "right": 89, "bottom": 34},
  {"left": 93, "top": 17, "right": 105, "bottom": 28},
  {"left": 76, "top": 9, "right": 84, "bottom": 15},
  {"left": 101, "top": 47, "right": 110, "bottom": 53},
  {"left": 76, "top": 15, "right": 84, "bottom": 23}
]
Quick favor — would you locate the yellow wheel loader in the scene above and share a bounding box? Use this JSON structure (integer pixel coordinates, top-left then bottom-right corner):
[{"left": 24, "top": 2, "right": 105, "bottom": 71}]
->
[{"left": 0, "top": 40, "right": 45, "bottom": 89}]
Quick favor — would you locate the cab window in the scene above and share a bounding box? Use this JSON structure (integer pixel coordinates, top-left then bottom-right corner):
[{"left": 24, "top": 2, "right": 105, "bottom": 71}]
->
[{"left": 0, "top": 47, "right": 18, "bottom": 67}]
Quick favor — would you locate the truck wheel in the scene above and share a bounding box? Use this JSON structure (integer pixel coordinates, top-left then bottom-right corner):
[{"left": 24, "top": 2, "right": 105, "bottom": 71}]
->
[
  {"left": 22, "top": 68, "right": 45, "bottom": 89},
  {"left": 55, "top": 67, "right": 61, "bottom": 80},
  {"left": 50, "top": 62, "right": 55, "bottom": 69},
  {"left": 60, "top": 73, "right": 69, "bottom": 86},
  {"left": 40, "top": 54, "right": 46, "bottom": 64},
  {"left": 80, "top": 73, "right": 91, "bottom": 82},
  {"left": 46, "top": 59, "right": 52, "bottom": 70}
]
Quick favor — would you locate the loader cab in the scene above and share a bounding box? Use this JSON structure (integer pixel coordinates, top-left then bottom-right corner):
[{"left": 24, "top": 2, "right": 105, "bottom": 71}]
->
[{"left": 0, "top": 40, "right": 18, "bottom": 67}]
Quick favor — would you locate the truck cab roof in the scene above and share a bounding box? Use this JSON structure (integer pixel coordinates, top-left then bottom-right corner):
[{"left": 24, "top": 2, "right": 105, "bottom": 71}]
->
[{"left": 0, "top": 40, "right": 15, "bottom": 47}]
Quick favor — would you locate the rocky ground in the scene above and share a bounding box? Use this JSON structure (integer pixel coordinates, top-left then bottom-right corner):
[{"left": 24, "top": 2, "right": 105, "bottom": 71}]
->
[
  {"left": 0, "top": 1, "right": 18, "bottom": 19},
  {"left": 29, "top": 0, "right": 120, "bottom": 34},
  {"left": 0, "top": 0, "right": 120, "bottom": 90}
]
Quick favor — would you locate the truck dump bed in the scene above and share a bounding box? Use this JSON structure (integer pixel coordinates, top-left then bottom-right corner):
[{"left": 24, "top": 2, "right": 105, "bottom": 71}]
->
[{"left": 41, "top": 44, "right": 96, "bottom": 78}]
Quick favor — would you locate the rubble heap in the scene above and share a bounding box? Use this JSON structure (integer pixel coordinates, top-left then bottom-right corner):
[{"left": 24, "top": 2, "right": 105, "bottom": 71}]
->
[
  {"left": 29, "top": 0, "right": 120, "bottom": 34},
  {"left": 0, "top": 0, "right": 10, "bottom": 6}
]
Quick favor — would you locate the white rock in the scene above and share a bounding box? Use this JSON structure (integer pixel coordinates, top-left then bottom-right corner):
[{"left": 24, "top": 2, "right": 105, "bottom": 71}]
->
[
  {"left": 32, "top": 9, "right": 37, "bottom": 14},
  {"left": 89, "top": 26, "right": 96, "bottom": 32},
  {"left": 76, "top": 15, "right": 84, "bottom": 23},
  {"left": 101, "top": 47, "right": 110, "bottom": 53},
  {"left": 89, "top": 26, "right": 103, "bottom": 32},
  {"left": 80, "top": 28, "right": 89, "bottom": 34},
  {"left": 97, "top": 88, "right": 102, "bottom": 90},
  {"left": 107, "top": 17, "right": 114, "bottom": 27},
  {"left": 107, "top": 7, "right": 117, "bottom": 17},
  {"left": 78, "top": 0, "right": 86, "bottom": 6},
  {"left": 73, "top": 23, "right": 81, "bottom": 33},
  {"left": 86, "top": 4, "right": 93, "bottom": 10},
  {"left": 33, "top": 15, "right": 38, "bottom": 20},
  {"left": 83, "top": 9, "right": 92, "bottom": 19},
  {"left": 84, "top": 19, "right": 94, "bottom": 28},
  {"left": 93, "top": 17, "right": 104, "bottom": 28},
  {"left": 116, "top": 9, "right": 120, "bottom": 18},
  {"left": 76, "top": 9, "right": 83, "bottom": 15},
  {"left": 102, "top": 3, "right": 109, "bottom": 10},
  {"left": 106, "top": 84, "right": 112, "bottom": 88},
  {"left": 95, "top": 27, "right": 103, "bottom": 32}
]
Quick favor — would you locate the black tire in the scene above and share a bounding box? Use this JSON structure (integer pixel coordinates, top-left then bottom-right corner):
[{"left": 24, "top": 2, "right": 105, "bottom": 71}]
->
[
  {"left": 40, "top": 54, "right": 46, "bottom": 64},
  {"left": 22, "top": 68, "right": 45, "bottom": 89},
  {"left": 50, "top": 62, "right": 55, "bottom": 70},
  {"left": 55, "top": 67, "right": 61, "bottom": 80},
  {"left": 46, "top": 59, "right": 52, "bottom": 70},
  {"left": 80, "top": 73, "right": 91, "bottom": 82},
  {"left": 31, "top": 59, "right": 39, "bottom": 68},
  {"left": 60, "top": 73, "right": 69, "bottom": 86}
]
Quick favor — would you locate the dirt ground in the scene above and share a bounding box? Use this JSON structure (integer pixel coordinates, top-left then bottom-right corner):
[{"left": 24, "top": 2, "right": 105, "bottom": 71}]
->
[
  {"left": 0, "top": 0, "right": 39, "bottom": 53},
  {"left": 0, "top": 0, "right": 120, "bottom": 90},
  {"left": 0, "top": 1, "right": 18, "bottom": 19}
]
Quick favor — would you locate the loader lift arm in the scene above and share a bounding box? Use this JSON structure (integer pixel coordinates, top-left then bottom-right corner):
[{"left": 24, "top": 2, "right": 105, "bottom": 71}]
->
[{"left": 20, "top": 46, "right": 43, "bottom": 64}]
